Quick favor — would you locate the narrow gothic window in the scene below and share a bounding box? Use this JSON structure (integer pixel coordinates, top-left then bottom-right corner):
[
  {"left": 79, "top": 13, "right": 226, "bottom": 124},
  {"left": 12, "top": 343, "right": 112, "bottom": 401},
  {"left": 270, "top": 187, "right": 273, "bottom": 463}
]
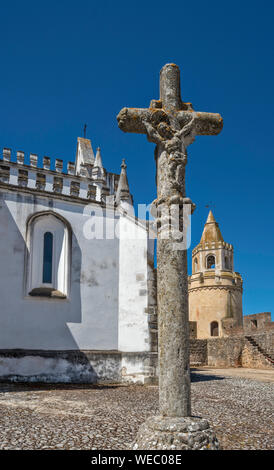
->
[
  {"left": 207, "top": 255, "right": 215, "bottom": 269},
  {"left": 194, "top": 258, "right": 198, "bottom": 273},
  {"left": 210, "top": 321, "right": 219, "bottom": 337},
  {"left": 42, "top": 232, "right": 53, "bottom": 284},
  {"left": 225, "top": 256, "right": 229, "bottom": 269},
  {"left": 27, "top": 212, "right": 70, "bottom": 298}
]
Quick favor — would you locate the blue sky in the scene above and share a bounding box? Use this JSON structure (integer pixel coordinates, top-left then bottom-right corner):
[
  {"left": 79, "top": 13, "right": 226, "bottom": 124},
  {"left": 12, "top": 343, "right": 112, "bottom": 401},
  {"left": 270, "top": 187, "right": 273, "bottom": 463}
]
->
[{"left": 0, "top": 0, "right": 273, "bottom": 318}]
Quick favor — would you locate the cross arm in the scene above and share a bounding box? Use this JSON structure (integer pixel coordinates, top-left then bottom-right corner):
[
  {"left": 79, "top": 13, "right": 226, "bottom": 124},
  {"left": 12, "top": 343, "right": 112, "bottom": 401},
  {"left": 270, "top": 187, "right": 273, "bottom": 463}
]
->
[
  {"left": 117, "top": 107, "right": 223, "bottom": 137},
  {"left": 117, "top": 107, "right": 165, "bottom": 134},
  {"left": 177, "top": 111, "right": 223, "bottom": 136}
]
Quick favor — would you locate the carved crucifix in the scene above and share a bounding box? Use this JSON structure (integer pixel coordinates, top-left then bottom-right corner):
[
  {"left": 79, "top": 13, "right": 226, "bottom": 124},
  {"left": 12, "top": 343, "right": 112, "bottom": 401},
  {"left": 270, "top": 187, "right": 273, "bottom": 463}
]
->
[{"left": 117, "top": 64, "right": 223, "bottom": 449}]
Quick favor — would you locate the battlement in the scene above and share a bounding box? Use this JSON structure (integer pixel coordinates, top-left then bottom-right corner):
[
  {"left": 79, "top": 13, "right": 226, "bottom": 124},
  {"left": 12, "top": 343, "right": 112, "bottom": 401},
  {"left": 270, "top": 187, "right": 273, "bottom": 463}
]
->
[
  {"left": 0, "top": 147, "right": 119, "bottom": 204},
  {"left": 192, "top": 240, "right": 233, "bottom": 256}
]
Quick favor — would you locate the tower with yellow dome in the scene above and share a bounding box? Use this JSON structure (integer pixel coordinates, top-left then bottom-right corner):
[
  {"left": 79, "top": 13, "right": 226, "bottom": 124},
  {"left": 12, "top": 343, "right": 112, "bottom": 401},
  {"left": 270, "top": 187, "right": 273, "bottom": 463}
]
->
[{"left": 188, "top": 211, "right": 243, "bottom": 338}]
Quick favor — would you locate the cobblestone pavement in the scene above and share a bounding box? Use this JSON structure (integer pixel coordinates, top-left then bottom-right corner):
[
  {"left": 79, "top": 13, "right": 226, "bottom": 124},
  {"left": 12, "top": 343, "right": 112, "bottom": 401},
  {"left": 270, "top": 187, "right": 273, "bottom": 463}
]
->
[{"left": 0, "top": 370, "right": 273, "bottom": 450}]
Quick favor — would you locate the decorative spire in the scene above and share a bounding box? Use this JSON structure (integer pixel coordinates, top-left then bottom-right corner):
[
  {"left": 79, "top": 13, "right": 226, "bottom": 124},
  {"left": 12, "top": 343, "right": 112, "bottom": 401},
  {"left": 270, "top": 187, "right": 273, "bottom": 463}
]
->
[
  {"left": 200, "top": 210, "right": 224, "bottom": 244},
  {"left": 91, "top": 146, "right": 105, "bottom": 182},
  {"left": 206, "top": 210, "right": 216, "bottom": 224},
  {"left": 116, "top": 158, "right": 132, "bottom": 204},
  {"left": 75, "top": 136, "right": 95, "bottom": 176},
  {"left": 94, "top": 147, "right": 103, "bottom": 168}
]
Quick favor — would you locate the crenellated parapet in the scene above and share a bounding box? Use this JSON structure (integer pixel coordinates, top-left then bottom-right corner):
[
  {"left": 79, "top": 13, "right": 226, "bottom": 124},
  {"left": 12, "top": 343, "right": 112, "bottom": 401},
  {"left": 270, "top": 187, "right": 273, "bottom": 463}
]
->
[
  {"left": 0, "top": 143, "right": 120, "bottom": 205},
  {"left": 192, "top": 240, "right": 233, "bottom": 257}
]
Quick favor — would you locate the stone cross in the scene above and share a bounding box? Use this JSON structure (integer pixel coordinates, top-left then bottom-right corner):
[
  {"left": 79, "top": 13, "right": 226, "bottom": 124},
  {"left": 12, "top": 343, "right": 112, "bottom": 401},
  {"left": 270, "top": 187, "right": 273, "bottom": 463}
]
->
[{"left": 117, "top": 64, "right": 223, "bottom": 449}]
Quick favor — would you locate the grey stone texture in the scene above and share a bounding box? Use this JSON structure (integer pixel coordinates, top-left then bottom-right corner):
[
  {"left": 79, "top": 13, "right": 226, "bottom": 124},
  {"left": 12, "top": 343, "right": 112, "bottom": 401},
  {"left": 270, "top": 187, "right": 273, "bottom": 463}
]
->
[
  {"left": 243, "top": 312, "right": 272, "bottom": 332},
  {"left": 0, "top": 371, "right": 273, "bottom": 450},
  {"left": 207, "top": 331, "right": 274, "bottom": 369},
  {"left": 190, "top": 339, "right": 208, "bottom": 366},
  {"left": 132, "top": 416, "right": 219, "bottom": 450},
  {"left": 0, "top": 350, "right": 158, "bottom": 384},
  {"left": 117, "top": 63, "right": 223, "bottom": 449}
]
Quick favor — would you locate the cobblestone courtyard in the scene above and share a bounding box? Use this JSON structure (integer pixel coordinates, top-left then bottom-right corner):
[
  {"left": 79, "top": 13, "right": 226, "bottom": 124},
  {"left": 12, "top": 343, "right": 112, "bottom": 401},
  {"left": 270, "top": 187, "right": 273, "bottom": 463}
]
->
[{"left": 0, "top": 369, "right": 273, "bottom": 450}]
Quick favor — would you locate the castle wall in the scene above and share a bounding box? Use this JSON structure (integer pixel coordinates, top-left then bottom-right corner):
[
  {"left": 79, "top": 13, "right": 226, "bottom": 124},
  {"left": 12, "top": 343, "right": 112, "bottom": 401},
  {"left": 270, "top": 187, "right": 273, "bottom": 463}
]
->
[
  {"left": 243, "top": 312, "right": 272, "bottom": 332},
  {"left": 207, "top": 331, "right": 274, "bottom": 369},
  {"left": 189, "top": 339, "right": 208, "bottom": 365},
  {"left": 207, "top": 335, "right": 244, "bottom": 367}
]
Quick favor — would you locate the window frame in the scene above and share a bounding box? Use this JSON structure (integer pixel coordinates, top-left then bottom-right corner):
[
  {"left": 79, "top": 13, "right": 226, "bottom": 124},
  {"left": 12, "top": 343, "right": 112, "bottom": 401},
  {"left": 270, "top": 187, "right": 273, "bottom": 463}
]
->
[{"left": 25, "top": 211, "right": 71, "bottom": 299}]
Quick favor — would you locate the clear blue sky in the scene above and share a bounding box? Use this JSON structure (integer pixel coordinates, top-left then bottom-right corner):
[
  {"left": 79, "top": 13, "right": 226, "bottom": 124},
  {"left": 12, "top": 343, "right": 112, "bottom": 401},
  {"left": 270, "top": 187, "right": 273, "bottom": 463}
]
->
[{"left": 0, "top": 0, "right": 273, "bottom": 318}]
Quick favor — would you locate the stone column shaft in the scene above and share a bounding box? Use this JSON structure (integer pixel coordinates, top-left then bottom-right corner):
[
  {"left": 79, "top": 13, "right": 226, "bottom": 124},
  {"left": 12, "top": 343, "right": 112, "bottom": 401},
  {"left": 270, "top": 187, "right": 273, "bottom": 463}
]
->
[{"left": 156, "top": 144, "right": 190, "bottom": 417}]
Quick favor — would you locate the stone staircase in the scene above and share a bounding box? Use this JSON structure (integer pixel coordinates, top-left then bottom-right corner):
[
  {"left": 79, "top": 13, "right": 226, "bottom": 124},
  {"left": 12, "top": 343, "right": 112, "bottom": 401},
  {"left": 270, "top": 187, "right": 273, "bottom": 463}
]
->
[{"left": 245, "top": 335, "right": 274, "bottom": 367}]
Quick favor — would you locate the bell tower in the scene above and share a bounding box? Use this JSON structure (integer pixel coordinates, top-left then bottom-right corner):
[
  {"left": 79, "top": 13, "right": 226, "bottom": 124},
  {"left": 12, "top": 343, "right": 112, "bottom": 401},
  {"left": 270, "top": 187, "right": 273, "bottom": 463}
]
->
[{"left": 188, "top": 211, "right": 243, "bottom": 338}]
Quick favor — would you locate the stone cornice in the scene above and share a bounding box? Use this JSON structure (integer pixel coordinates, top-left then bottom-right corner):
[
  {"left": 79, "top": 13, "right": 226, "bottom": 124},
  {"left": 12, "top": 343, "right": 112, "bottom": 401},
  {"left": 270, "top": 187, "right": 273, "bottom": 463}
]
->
[
  {"left": 188, "top": 285, "right": 243, "bottom": 293},
  {"left": 189, "top": 271, "right": 242, "bottom": 282}
]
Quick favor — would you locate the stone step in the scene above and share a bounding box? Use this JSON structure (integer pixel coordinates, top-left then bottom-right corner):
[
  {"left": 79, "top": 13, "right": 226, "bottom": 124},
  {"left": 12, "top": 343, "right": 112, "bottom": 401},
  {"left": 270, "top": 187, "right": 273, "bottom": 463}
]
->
[{"left": 245, "top": 336, "right": 274, "bottom": 366}]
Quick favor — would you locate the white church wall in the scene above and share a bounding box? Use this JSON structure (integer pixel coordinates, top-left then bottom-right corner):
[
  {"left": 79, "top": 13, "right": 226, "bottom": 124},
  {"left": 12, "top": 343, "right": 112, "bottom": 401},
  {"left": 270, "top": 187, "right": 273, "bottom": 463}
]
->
[
  {"left": 0, "top": 188, "right": 119, "bottom": 351},
  {"left": 118, "top": 214, "right": 151, "bottom": 352}
]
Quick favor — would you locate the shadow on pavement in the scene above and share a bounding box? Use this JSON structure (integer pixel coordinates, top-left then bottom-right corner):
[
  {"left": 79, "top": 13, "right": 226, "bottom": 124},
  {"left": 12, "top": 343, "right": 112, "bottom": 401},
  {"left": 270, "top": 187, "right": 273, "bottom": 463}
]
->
[{"left": 191, "top": 369, "right": 225, "bottom": 382}]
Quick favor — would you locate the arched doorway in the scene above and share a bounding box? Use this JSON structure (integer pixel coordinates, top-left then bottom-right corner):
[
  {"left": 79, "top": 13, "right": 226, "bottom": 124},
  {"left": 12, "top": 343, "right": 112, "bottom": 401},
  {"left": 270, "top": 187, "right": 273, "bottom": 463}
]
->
[{"left": 210, "top": 321, "right": 219, "bottom": 337}]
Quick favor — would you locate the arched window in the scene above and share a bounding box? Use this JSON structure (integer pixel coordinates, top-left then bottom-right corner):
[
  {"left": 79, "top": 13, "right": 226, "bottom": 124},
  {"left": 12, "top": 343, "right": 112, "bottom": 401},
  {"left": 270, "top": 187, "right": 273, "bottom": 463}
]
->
[
  {"left": 225, "top": 256, "right": 229, "bottom": 269},
  {"left": 210, "top": 321, "right": 219, "bottom": 337},
  {"left": 194, "top": 258, "right": 198, "bottom": 273},
  {"left": 27, "top": 212, "right": 70, "bottom": 298},
  {"left": 207, "top": 255, "right": 215, "bottom": 269},
  {"left": 43, "top": 232, "right": 53, "bottom": 284}
]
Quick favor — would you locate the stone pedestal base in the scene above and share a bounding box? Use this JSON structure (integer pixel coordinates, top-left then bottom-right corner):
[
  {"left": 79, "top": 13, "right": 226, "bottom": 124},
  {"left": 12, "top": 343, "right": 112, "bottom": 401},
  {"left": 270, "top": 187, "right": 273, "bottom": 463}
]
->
[{"left": 132, "top": 416, "right": 220, "bottom": 450}]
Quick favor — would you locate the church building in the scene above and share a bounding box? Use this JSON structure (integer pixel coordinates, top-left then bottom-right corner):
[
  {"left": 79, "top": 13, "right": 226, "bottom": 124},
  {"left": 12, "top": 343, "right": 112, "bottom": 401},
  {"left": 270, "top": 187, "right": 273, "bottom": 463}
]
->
[{"left": 0, "top": 138, "right": 157, "bottom": 383}]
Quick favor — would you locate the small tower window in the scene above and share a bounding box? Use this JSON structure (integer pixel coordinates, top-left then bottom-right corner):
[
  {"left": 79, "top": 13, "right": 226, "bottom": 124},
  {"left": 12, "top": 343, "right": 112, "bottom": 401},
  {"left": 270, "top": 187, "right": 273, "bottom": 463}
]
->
[
  {"left": 210, "top": 321, "right": 219, "bottom": 337},
  {"left": 225, "top": 256, "right": 229, "bottom": 269},
  {"left": 207, "top": 255, "right": 215, "bottom": 269},
  {"left": 194, "top": 258, "right": 198, "bottom": 273},
  {"left": 42, "top": 232, "right": 53, "bottom": 284}
]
